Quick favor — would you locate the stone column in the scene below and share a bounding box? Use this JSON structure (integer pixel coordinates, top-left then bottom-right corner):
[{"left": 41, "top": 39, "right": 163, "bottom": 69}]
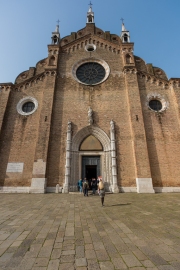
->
[
  {"left": 63, "top": 121, "right": 72, "bottom": 193},
  {"left": 110, "top": 120, "right": 119, "bottom": 193}
]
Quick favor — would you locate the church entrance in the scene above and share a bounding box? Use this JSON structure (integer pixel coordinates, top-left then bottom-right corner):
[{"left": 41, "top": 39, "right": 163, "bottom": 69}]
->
[
  {"left": 70, "top": 126, "right": 112, "bottom": 192},
  {"left": 86, "top": 165, "right": 97, "bottom": 180},
  {"left": 82, "top": 156, "right": 100, "bottom": 180}
]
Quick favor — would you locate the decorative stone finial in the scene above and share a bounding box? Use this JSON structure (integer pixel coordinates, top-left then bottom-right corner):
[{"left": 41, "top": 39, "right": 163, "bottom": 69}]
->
[
  {"left": 51, "top": 21, "right": 60, "bottom": 44},
  {"left": 87, "top": 2, "right": 94, "bottom": 23},
  {"left": 88, "top": 107, "right": 93, "bottom": 125},
  {"left": 120, "top": 20, "right": 130, "bottom": 43},
  {"left": 110, "top": 120, "right": 114, "bottom": 130},
  {"left": 67, "top": 121, "right": 72, "bottom": 132}
]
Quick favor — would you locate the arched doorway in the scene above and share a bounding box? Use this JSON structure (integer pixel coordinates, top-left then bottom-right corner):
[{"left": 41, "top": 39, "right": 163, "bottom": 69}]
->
[
  {"left": 80, "top": 135, "right": 102, "bottom": 181},
  {"left": 69, "top": 126, "right": 112, "bottom": 191}
]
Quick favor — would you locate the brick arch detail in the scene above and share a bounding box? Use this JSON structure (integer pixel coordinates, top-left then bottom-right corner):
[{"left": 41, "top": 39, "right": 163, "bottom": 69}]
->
[{"left": 72, "top": 125, "right": 110, "bottom": 151}]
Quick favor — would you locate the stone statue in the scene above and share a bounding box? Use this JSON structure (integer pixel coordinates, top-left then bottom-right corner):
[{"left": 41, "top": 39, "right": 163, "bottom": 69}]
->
[{"left": 88, "top": 107, "right": 93, "bottom": 125}]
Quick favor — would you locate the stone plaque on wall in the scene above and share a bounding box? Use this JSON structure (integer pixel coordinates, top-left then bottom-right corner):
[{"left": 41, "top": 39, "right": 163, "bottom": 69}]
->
[
  {"left": 33, "top": 159, "right": 46, "bottom": 175},
  {"left": 6, "top": 163, "right": 24, "bottom": 173}
]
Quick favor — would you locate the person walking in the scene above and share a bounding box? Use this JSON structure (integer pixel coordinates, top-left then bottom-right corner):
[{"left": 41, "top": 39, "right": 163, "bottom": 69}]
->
[
  {"left": 98, "top": 177, "right": 105, "bottom": 206},
  {"left": 83, "top": 178, "right": 89, "bottom": 197}
]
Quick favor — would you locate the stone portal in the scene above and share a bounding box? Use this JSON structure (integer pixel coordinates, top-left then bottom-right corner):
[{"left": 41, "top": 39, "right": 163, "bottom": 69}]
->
[{"left": 82, "top": 156, "right": 100, "bottom": 180}]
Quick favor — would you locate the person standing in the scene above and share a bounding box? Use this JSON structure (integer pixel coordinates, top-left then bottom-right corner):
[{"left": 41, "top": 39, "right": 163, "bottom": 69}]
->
[
  {"left": 83, "top": 178, "right": 89, "bottom": 197},
  {"left": 98, "top": 177, "right": 105, "bottom": 206},
  {"left": 78, "top": 179, "right": 83, "bottom": 193},
  {"left": 91, "top": 178, "right": 97, "bottom": 195}
]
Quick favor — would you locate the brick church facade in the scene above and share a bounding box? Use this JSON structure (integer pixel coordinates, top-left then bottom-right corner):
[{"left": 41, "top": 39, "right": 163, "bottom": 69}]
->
[{"left": 0, "top": 6, "right": 180, "bottom": 193}]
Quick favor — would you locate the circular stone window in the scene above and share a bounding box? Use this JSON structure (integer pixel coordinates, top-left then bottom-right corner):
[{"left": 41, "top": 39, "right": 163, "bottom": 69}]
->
[
  {"left": 17, "top": 97, "right": 38, "bottom": 116},
  {"left": 72, "top": 58, "right": 110, "bottom": 86},
  {"left": 85, "top": 44, "right": 96, "bottom": 52},
  {"left": 149, "top": 99, "right": 162, "bottom": 111},
  {"left": 146, "top": 93, "right": 169, "bottom": 113}
]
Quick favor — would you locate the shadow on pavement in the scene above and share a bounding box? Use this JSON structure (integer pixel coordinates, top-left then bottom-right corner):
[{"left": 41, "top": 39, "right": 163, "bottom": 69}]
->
[{"left": 106, "top": 203, "right": 131, "bottom": 207}]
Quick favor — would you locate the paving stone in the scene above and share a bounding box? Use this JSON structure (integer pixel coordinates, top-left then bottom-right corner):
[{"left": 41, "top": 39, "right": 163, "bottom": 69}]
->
[
  {"left": 158, "top": 266, "right": 175, "bottom": 270},
  {"left": 87, "top": 259, "right": 100, "bottom": 270},
  {"left": 34, "top": 257, "right": 49, "bottom": 267},
  {"left": 76, "top": 246, "right": 85, "bottom": 258},
  {"left": 62, "top": 250, "right": 75, "bottom": 255},
  {"left": 111, "top": 257, "right": 128, "bottom": 269},
  {"left": 51, "top": 248, "right": 61, "bottom": 259},
  {"left": 121, "top": 254, "right": 142, "bottom": 268},
  {"left": 85, "top": 249, "right": 96, "bottom": 259},
  {"left": 148, "top": 254, "right": 168, "bottom": 265},
  {"left": 60, "top": 254, "right": 75, "bottom": 263},
  {"left": 62, "top": 244, "right": 75, "bottom": 250},
  {"left": 0, "top": 252, "right": 14, "bottom": 262},
  {"left": 58, "top": 263, "right": 75, "bottom": 270},
  {"left": 96, "top": 250, "right": 110, "bottom": 261},
  {"left": 47, "top": 259, "right": 59, "bottom": 270},
  {"left": 38, "top": 246, "right": 53, "bottom": 257},
  {"left": 99, "top": 261, "right": 114, "bottom": 269},
  {"left": 75, "top": 258, "right": 87, "bottom": 267},
  {"left": 141, "top": 259, "right": 155, "bottom": 267},
  {"left": 18, "top": 257, "right": 36, "bottom": 270}
]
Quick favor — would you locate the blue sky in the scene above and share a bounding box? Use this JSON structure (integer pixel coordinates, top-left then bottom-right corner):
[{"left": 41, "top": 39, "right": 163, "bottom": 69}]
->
[{"left": 0, "top": 0, "right": 180, "bottom": 83}]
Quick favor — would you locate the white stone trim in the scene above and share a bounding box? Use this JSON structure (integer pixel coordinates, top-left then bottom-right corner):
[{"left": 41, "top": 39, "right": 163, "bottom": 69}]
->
[
  {"left": 146, "top": 93, "right": 169, "bottom": 113},
  {"left": 0, "top": 187, "right": 30, "bottom": 193},
  {"left": 17, "top": 96, "right": 38, "bottom": 116},
  {"left": 46, "top": 187, "right": 63, "bottom": 193},
  {"left": 120, "top": 187, "right": 137, "bottom": 193},
  {"left": 0, "top": 186, "right": 180, "bottom": 193},
  {"left": 72, "top": 58, "right": 110, "bottom": 86},
  {"left": 154, "top": 187, "right": 180, "bottom": 193}
]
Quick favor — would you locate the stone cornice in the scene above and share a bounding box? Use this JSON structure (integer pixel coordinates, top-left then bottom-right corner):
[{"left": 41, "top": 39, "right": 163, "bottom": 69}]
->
[
  {"left": 0, "top": 70, "right": 57, "bottom": 92},
  {"left": 137, "top": 70, "right": 170, "bottom": 88},
  {"left": 61, "top": 34, "right": 122, "bottom": 55}
]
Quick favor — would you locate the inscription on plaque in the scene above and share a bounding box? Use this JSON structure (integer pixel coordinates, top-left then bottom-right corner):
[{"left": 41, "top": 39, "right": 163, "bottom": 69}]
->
[{"left": 6, "top": 163, "right": 24, "bottom": 173}]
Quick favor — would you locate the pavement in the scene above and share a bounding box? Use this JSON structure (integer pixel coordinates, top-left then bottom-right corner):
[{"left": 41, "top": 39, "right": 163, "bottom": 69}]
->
[{"left": 0, "top": 192, "right": 180, "bottom": 270}]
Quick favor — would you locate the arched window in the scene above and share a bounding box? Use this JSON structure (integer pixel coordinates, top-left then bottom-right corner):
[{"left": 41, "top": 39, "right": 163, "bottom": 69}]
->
[
  {"left": 123, "top": 34, "right": 128, "bottom": 42},
  {"left": 126, "top": 54, "right": 131, "bottom": 64},
  {"left": 52, "top": 35, "right": 58, "bottom": 44},
  {"left": 49, "top": 56, "right": 55, "bottom": 66},
  {"left": 88, "top": 15, "right": 92, "bottom": 23}
]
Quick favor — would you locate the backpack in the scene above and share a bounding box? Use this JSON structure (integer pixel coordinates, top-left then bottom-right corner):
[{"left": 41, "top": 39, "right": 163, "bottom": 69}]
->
[{"left": 83, "top": 182, "right": 88, "bottom": 189}]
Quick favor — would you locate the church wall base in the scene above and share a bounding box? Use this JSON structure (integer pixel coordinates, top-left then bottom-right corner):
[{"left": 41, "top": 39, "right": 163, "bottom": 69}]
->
[
  {"left": 29, "top": 178, "right": 47, "bottom": 193},
  {"left": 0, "top": 186, "right": 180, "bottom": 193},
  {"left": 0, "top": 187, "right": 30, "bottom": 193},
  {"left": 136, "top": 178, "right": 155, "bottom": 193},
  {"left": 154, "top": 187, "right": 180, "bottom": 193}
]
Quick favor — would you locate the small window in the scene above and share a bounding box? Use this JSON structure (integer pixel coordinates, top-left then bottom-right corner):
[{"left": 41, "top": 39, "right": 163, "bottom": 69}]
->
[
  {"left": 49, "top": 56, "right": 55, "bottom": 65},
  {"left": 123, "top": 34, "right": 128, "bottom": 42},
  {"left": 149, "top": 100, "right": 162, "bottom": 111},
  {"left": 22, "top": 102, "right": 35, "bottom": 113}
]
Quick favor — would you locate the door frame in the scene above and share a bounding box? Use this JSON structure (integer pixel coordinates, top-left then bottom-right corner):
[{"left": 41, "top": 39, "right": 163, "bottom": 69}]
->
[{"left": 79, "top": 151, "right": 104, "bottom": 180}]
